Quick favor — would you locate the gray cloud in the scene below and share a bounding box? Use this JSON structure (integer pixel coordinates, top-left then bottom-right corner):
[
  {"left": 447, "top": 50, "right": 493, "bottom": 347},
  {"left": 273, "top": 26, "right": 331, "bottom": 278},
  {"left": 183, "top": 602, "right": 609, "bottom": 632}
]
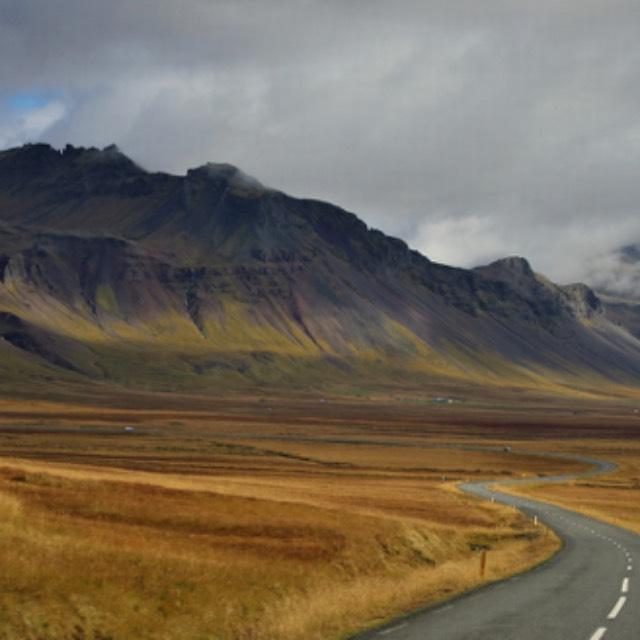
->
[{"left": 2, "top": 0, "right": 640, "bottom": 289}]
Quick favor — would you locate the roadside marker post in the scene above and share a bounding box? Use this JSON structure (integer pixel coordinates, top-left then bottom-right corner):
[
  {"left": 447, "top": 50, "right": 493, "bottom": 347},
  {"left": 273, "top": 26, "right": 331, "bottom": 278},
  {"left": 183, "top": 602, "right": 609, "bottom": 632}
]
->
[{"left": 480, "top": 551, "right": 487, "bottom": 577}]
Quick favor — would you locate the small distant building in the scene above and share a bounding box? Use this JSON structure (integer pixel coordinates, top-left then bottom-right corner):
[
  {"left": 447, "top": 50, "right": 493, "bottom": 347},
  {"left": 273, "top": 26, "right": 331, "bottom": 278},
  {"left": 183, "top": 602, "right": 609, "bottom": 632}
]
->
[
  {"left": 432, "top": 396, "right": 454, "bottom": 404},
  {"left": 124, "top": 426, "right": 135, "bottom": 432}
]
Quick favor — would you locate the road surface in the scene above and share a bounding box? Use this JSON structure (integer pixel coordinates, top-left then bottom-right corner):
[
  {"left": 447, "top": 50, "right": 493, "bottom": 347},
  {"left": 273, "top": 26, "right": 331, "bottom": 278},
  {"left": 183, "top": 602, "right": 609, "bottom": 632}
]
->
[{"left": 352, "top": 453, "right": 638, "bottom": 640}]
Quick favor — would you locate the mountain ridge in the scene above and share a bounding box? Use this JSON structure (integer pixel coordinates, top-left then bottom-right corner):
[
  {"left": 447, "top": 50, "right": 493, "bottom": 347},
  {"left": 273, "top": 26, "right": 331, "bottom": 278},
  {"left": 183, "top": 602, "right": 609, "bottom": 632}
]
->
[{"left": 1, "top": 142, "right": 640, "bottom": 397}]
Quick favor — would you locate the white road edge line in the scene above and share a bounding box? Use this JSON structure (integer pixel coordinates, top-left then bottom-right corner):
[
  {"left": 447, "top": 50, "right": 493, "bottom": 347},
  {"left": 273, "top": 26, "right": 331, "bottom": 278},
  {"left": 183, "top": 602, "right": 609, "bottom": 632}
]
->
[
  {"left": 621, "top": 577, "right": 629, "bottom": 593},
  {"left": 607, "top": 596, "right": 626, "bottom": 620},
  {"left": 589, "top": 627, "right": 607, "bottom": 640},
  {"left": 378, "top": 622, "right": 408, "bottom": 635},
  {"left": 434, "top": 605, "right": 454, "bottom": 614}
]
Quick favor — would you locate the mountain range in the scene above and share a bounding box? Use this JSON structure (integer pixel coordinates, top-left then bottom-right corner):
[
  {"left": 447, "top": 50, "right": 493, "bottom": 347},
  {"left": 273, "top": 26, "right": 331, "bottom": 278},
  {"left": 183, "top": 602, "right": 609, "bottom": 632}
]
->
[{"left": 1, "top": 142, "right": 640, "bottom": 398}]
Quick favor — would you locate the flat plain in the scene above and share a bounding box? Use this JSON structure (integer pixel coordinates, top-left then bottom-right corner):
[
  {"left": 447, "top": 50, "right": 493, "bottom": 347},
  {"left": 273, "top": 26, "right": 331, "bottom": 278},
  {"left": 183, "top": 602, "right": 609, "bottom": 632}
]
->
[{"left": 0, "top": 388, "right": 638, "bottom": 640}]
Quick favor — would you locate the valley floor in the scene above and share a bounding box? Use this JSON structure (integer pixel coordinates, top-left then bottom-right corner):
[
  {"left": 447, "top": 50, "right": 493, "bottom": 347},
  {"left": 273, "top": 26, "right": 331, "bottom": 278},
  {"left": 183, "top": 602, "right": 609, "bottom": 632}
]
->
[{"left": 0, "top": 391, "right": 637, "bottom": 639}]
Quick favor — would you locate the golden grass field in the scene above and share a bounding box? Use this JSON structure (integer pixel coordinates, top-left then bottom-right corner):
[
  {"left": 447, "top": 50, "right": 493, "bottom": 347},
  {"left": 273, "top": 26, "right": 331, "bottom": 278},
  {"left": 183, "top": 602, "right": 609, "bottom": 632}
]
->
[{"left": 0, "top": 391, "right": 637, "bottom": 640}]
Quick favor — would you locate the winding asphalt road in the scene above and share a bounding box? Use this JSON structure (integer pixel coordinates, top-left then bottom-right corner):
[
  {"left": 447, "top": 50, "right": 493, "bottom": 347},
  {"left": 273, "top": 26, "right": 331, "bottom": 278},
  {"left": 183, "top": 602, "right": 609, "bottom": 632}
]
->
[{"left": 352, "top": 453, "right": 638, "bottom": 640}]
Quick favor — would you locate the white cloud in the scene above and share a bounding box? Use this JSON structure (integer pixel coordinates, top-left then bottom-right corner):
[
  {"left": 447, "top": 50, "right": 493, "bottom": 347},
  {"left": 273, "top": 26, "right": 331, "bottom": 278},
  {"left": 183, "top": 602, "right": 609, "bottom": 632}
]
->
[
  {"left": 0, "top": 100, "right": 67, "bottom": 149},
  {"left": 416, "top": 212, "right": 640, "bottom": 287},
  {"left": 415, "top": 214, "right": 505, "bottom": 267}
]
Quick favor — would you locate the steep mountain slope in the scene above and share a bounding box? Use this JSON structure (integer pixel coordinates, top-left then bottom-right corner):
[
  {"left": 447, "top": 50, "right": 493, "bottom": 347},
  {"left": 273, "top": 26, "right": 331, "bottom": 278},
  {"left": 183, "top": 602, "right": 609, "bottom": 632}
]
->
[{"left": 1, "top": 143, "right": 640, "bottom": 395}]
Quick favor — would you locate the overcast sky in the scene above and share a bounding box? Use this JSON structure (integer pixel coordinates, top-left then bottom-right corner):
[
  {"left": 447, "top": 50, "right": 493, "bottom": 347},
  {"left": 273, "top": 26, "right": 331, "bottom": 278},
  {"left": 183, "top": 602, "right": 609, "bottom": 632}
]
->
[{"left": 1, "top": 0, "right": 640, "bottom": 291}]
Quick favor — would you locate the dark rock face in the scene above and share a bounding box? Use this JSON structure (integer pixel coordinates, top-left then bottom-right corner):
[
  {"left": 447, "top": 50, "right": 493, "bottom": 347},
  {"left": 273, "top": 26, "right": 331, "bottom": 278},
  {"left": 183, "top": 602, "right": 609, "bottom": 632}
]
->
[
  {"left": 1, "top": 142, "right": 640, "bottom": 390},
  {"left": 0, "top": 256, "right": 8, "bottom": 282}
]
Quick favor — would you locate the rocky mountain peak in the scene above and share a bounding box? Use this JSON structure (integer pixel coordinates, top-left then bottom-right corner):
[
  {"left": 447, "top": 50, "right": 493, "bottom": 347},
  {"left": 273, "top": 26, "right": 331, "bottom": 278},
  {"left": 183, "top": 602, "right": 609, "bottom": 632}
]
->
[
  {"left": 0, "top": 142, "right": 145, "bottom": 192},
  {"left": 473, "top": 256, "right": 537, "bottom": 294},
  {"left": 481, "top": 256, "right": 534, "bottom": 277},
  {"left": 186, "top": 162, "right": 268, "bottom": 197}
]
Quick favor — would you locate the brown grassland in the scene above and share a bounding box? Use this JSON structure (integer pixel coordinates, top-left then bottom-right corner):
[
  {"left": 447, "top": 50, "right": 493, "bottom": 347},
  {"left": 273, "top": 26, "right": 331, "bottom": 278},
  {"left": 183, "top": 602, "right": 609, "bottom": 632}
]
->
[{"left": 0, "top": 388, "right": 638, "bottom": 640}]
